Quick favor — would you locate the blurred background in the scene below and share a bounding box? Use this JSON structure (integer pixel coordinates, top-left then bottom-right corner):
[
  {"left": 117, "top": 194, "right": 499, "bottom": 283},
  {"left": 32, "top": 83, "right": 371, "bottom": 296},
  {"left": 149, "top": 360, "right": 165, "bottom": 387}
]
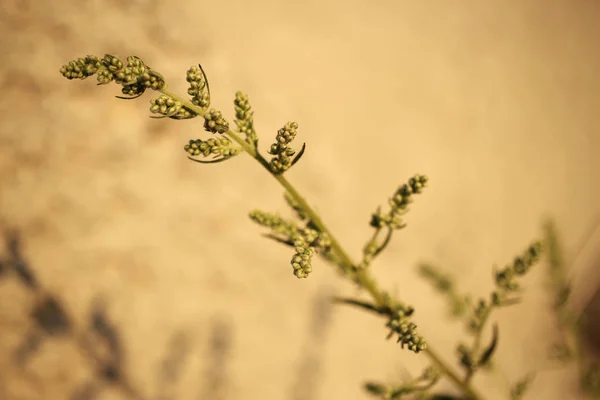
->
[{"left": 0, "top": 0, "right": 599, "bottom": 399}]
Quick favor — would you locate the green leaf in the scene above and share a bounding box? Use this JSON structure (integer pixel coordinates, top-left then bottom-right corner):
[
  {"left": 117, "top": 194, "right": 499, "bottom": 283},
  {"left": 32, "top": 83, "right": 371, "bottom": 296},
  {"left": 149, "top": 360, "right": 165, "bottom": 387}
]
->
[
  {"left": 332, "top": 297, "right": 388, "bottom": 316},
  {"left": 477, "top": 323, "right": 499, "bottom": 367},
  {"left": 510, "top": 372, "right": 536, "bottom": 400},
  {"left": 290, "top": 142, "right": 306, "bottom": 168},
  {"left": 261, "top": 233, "right": 295, "bottom": 247},
  {"left": 364, "top": 382, "right": 387, "bottom": 396},
  {"left": 187, "top": 156, "right": 231, "bottom": 164}
]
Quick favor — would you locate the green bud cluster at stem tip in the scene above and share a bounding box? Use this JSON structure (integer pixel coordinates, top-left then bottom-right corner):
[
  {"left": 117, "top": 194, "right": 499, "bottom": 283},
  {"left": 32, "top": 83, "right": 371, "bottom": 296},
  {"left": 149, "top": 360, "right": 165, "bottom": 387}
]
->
[
  {"left": 203, "top": 109, "right": 229, "bottom": 134},
  {"left": 417, "top": 238, "right": 545, "bottom": 388},
  {"left": 184, "top": 137, "right": 241, "bottom": 161},
  {"left": 60, "top": 54, "right": 165, "bottom": 98},
  {"left": 493, "top": 240, "right": 543, "bottom": 296},
  {"left": 371, "top": 174, "right": 428, "bottom": 230},
  {"left": 186, "top": 64, "right": 211, "bottom": 109},
  {"left": 360, "top": 174, "right": 428, "bottom": 270},
  {"left": 268, "top": 122, "right": 301, "bottom": 174},
  {"left": 234, "top": 92, "right": 258, "bottom": 146},
  {"left": 450, "top": 240, "right": 545, "bottom": 386},
  {"left": 150, "top": 95, "right": 193, "bottom": 119},
  {"left": 248, "top": 209, "right": 332, "bottom": 278},
  {"left": 291, "top": 236, "right": 315, "bottom": 279},
  {"left": 386, "top": 307, "right": 427, "bottom": 353}
]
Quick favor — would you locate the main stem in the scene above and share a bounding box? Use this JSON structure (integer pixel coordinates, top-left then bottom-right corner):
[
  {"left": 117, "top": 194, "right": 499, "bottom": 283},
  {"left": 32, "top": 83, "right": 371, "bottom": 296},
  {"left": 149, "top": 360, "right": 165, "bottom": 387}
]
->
[{"left": 160, "top": 87, "right": 485, "bottom": 400}]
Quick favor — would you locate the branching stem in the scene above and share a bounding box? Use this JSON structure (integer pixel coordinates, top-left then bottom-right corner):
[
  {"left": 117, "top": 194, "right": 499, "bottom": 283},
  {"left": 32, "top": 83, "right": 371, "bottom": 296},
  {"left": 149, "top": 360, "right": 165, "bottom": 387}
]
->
[{"left": 159, "top": 86, "right": 485, "bottom": 400}]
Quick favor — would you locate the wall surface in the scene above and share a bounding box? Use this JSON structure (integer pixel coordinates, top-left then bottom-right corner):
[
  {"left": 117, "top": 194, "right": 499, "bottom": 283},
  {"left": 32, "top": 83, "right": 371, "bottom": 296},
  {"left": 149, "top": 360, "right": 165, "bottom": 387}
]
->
[{"left": 1, "top": 1, "right": 599, "bottom": 399}]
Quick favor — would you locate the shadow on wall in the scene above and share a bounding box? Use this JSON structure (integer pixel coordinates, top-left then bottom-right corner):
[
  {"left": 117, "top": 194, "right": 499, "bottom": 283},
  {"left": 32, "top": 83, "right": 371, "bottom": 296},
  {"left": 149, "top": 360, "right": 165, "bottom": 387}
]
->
[
  {"left": 0, "top": 229, "right": 218, "bottom": 400},
  {"left": 0, "top": 230, "right": 339, "bottom": 400},
  {"left": 581, "top": 254, "right": 600, "bottom": 359},
  {"left": 287, "top": 285, "right": 336, "bottom": 400}
]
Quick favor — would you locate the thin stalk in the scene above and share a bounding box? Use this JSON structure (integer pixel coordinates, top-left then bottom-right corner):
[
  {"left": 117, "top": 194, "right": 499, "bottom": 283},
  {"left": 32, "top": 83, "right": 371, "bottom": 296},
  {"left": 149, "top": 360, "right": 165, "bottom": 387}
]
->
[{"left": 426, "top": 347, "right": 483, "bottom": 400}]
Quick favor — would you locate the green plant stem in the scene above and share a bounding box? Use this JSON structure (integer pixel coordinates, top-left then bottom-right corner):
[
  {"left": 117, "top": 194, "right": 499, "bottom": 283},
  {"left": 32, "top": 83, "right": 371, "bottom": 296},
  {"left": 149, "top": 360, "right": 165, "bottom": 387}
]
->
[
  {"left": 159, "top": 86, "right": 486, "bottom": 400},
  {"left": 426, "top": 347, "right": 482, "bottom": 400}
]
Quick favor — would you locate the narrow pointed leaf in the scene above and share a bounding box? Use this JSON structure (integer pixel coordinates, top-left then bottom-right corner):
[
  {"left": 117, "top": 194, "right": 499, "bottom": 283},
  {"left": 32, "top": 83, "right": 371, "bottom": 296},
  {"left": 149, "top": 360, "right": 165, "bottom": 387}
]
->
[
  {"left": 290, "top": 143, "right": 306, "bottom": 167},
  {"left": 478, "top": 323, "right": 499, "bottom": 367},
  {"left": 332, "top": 297, "right": 388, "bottom": 316}
]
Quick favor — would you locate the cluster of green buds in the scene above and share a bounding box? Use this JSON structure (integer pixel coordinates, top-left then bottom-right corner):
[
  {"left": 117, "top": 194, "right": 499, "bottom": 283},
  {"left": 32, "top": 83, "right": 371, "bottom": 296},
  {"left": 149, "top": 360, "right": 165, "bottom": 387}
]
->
[
  {"left": 370, "top": 174, "right": 428, "bottom": 230},
  {"left": 291, "top": 227, "right": 331, "bottom": 278},
  {"left": 385, "top": 304, "right": 426, "bottom": 353},
  {"left": 360, "top": 174, "right": 428, "bottom": 269},
  {"left": 492, "top": 240, "right": 544, "bottom": 305},
  {"left": 201, "top": 109, "right": 229, "bottom": 134},
  {"left": 184, "top": 65, "right": 228, "bottom": 132},
  {"left": 234, "top": 92, "right": 258, "bottom": 147},
  {"left": 60, "top": 54, "right": 165, "bottom": 98},
  {"left": 291, "top": 235, "right": 315, "bottom": 279},
  {"left": 453, "top": 241, "right": 544, "bottom": 382},
  {"left": 456, "top": 241, "right": 544, "bottom": 335},
  {"left": 333, "top": 294, "right": 426, "bottom": 356},
  {"left": 150, "top": 95, "right": 194, "bottom": 119},
  {"left": 61, "top": 54, "right": 232, "bottom": 136},
  {"left": 249, "top": 209, "right": 331, "bottom": 278},
  {"left": 184, "top": 137, "right": 241, "bottom": 163},
  {"left": 268, "top": 122, "right": 305, "bottom": 174},
  {"left": 186, "top": 64, "right": 210, "bottom": 109}
]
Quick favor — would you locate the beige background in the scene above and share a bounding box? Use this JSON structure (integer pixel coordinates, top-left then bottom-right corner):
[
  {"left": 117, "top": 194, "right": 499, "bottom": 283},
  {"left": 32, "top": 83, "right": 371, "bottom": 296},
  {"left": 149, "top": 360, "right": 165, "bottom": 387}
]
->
[{"left": 1, "top": 0, "right": 599, "bottom": 399}]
